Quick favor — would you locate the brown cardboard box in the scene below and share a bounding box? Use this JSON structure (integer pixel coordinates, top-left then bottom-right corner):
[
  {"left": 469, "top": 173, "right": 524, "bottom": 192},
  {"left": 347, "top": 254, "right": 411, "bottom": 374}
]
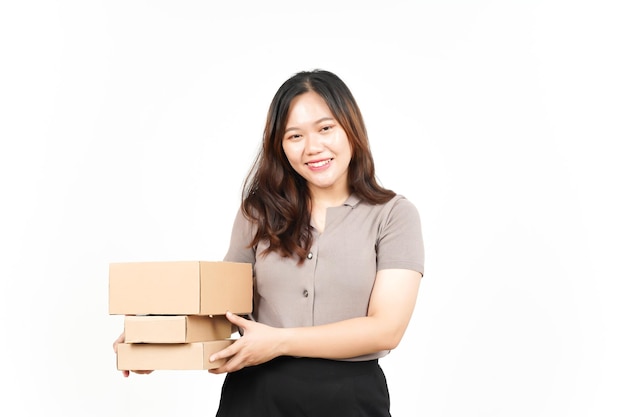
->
[
  {"left": 124, "top": 315, "right": 233, "bottom": 343},
  {"left": 109, "top": 261, "right": 252, "bottom": 315},
  {"left": 116, "top": 340, "right": 234, "bottom": 370}
]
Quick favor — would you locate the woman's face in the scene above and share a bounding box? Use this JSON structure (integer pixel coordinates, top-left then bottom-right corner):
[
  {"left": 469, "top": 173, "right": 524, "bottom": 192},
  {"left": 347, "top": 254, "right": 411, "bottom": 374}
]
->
[{"left": 282, "top": 91, "right": 352, "bottom": 197}]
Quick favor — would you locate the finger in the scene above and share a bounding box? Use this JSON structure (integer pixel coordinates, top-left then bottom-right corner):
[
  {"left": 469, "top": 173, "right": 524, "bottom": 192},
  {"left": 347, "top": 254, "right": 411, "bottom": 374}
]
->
[
  {"left": 227, "top": 310, "right": 251, "bottom": 327},
  {"left": 209, "top": 342, "right": 238, "bottom": 363},
  {"left": 113, "top": 332, "right": 125, "bottom": 353},
  {"left": 208, "top": 366, "right": 226, "bottom": 375},
  {"left": 224, "top": 310, "right": 235, "bottom": 323},
  {"left": 209, "top": 358, "right": 243, "bottom": 375}
]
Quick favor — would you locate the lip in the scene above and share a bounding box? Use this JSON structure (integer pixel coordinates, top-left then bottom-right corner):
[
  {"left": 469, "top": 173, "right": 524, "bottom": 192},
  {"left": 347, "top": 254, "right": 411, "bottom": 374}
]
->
[{"left": 305, "top": 158, "right": 333, "bottom": 171}]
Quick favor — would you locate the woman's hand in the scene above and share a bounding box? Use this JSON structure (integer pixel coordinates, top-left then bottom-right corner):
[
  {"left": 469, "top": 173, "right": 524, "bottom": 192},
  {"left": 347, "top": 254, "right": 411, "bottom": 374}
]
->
[
  {"left": 112, "top": 331, "right": 153, "bottom": 377},
  {"left": 208, "top": 311, "right": 284, "bottom": 374}
]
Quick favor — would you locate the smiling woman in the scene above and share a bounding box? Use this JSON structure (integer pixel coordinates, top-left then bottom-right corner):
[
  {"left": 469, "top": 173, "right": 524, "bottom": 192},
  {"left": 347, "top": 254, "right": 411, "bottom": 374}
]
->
[
  {"left": 113, "top": 69, "right": 425, "bottom": 417},
  {"left": 281, "top": 91, "right": 354, "bottom": 230},
  {"left": 212, "top": 70, "right": 425, "bottom": 416}
]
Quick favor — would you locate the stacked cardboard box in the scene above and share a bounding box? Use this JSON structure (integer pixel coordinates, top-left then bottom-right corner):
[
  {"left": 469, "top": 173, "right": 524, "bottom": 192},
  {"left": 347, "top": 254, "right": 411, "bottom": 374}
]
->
[{"left": 109, "top": 261, "right": 253, "bottom": 370}]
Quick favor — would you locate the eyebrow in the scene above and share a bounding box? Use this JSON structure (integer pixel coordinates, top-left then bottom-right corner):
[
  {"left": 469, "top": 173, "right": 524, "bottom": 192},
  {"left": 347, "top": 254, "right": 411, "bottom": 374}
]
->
[{"left": 284, "top": 117, "right": 335, "bottom": 133}]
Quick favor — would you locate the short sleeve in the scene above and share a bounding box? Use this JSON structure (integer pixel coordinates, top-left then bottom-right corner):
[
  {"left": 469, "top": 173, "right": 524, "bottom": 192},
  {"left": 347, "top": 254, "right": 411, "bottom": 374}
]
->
[
  {"left": 376, "top": 196, "right": 425, "bottom": 275},
  {"left": 223, "top": 209, "right": 256, "bottom": 265}
]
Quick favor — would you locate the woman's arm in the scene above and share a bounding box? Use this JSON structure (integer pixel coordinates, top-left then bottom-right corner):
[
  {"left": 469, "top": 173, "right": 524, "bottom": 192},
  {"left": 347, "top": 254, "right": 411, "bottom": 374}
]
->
[{"left": 208, "top": 268, "right": 421, "bottom": 373}]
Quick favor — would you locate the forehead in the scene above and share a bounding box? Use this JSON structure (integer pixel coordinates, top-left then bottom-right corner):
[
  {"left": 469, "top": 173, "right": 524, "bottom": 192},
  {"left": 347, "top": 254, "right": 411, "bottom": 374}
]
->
[{"left": 286, "top": 92, "right": 333, "bottom": 125}]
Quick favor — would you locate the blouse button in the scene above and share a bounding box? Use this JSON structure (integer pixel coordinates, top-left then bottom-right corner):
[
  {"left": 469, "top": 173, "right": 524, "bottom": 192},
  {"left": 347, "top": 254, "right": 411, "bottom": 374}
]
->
[
  {"left": 307, "top": 252, "right": 313, "bottom": 260},
  {"left": 303, "top": 289, "right": 309, "bottom": 297}
]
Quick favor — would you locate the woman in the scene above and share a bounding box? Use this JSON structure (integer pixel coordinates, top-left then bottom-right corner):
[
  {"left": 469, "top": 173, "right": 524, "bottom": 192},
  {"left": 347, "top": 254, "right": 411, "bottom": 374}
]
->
[
  {"left": 209, "top": 69, "right": 424, "bottom": 416},
  {"left": 114, "top": 69, "right": 424, "bottom": 416}
]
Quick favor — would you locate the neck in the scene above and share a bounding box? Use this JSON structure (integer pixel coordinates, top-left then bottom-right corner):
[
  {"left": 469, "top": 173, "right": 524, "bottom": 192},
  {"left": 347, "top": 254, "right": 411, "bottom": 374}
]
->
[{"left": 309, "top": 186, "right": 350, "bottom": 209}]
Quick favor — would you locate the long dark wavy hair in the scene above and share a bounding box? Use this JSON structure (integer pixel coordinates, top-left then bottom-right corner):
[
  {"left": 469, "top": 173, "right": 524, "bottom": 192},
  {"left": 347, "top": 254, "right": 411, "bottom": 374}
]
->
[{"left": 241, "top": 69, "right": 396, "bottom": 263}]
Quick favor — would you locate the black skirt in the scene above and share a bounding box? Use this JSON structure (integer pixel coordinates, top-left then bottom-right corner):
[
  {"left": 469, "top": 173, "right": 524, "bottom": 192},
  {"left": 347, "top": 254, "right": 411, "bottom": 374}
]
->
[{"left": 215, "top": 356, "right": 392, "bottom": 417}]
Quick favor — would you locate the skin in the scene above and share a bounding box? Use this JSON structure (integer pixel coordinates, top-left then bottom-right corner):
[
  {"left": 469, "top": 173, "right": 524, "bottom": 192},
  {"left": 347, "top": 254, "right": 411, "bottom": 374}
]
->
[
  {"left": 281, "top": 91, "right": 354, "bottom": 230},
  {"left": 208, "top": 92, "right": 421, "bottom": 373},
  {"left": 112, "top": 331, "right": 152, "bottom": 377},
  {"left": 112, "top": 91, "right": 421, "bottom": 377}
]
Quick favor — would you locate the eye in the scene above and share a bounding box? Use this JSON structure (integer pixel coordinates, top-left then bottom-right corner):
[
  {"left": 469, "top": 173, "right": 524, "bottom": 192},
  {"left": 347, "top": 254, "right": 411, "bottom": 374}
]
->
[
  {"left": 286, "top": 133, "right": 302, "bottom": 141},
  {"left": 320, "top": 125, "right": 333, "bottom": 133}
]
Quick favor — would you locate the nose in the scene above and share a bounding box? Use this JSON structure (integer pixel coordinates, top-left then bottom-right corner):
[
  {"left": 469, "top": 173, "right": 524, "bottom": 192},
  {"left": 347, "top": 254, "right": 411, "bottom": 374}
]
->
[{"left": 304, "top": 132, "right": 324, "bottom": 154}]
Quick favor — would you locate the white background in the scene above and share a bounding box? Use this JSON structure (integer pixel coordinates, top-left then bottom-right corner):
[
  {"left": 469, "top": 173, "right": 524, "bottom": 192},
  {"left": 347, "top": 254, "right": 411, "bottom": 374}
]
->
[{"left": 1, "top": 1, "right": 624, "bottom": 416}]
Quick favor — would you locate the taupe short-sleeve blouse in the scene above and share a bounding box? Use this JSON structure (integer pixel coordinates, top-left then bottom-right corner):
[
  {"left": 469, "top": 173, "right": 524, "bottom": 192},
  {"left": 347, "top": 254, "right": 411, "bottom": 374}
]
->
[{"left": 223, "top": 194, "right": 425, "bottom": 360}]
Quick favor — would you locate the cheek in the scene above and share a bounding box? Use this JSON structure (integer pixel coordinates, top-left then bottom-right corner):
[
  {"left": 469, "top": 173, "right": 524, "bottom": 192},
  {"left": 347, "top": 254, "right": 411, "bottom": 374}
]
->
[
  {"left": 283, "top": 142, "right": 300, "bottom": 161},
  {"left": 281, "top": 145, "right": 298, "bottom": 169},
  {"left": 281, "top": 143, "right": 289, "bottom": 159},
  {"left": 340, "top": 136, "right": 353, "bottom": 158}
]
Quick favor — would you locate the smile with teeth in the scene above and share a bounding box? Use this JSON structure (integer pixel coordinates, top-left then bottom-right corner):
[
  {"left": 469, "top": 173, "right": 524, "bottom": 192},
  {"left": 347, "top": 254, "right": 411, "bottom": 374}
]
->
[{"left": 306, "top": 159, "right": 332, "bottom": 168}]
